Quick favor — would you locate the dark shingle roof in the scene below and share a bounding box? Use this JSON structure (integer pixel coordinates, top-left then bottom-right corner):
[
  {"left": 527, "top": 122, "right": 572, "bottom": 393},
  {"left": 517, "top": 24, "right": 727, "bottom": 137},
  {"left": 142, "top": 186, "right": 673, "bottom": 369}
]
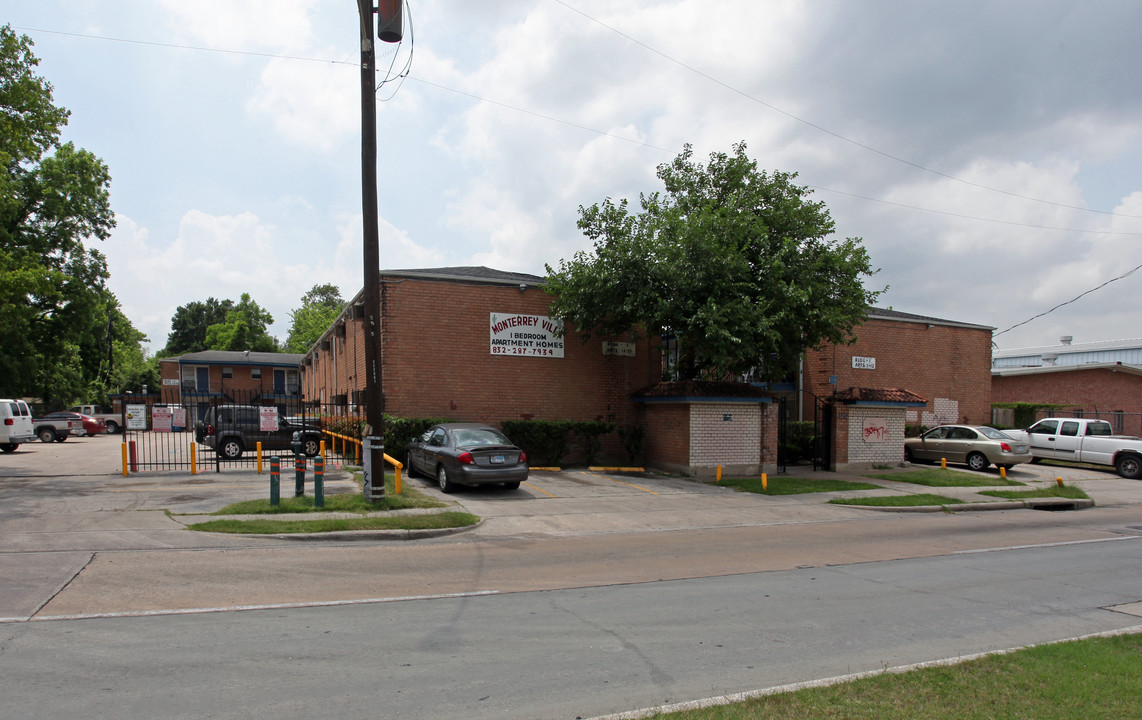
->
[
  {"left": 383, "top": 266, "right": 545, "bottom": 286},
  {"left": 163, "top": 350, "right": 304, "bottom": 366}
]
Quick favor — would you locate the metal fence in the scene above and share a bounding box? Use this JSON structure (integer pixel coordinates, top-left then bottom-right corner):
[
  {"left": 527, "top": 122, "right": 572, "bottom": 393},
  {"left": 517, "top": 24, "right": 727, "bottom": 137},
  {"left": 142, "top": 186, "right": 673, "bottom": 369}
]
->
[
  {"left": 992, "top": 407, "right": 1142, "bottom": 436},
  {"left": 121, "top": 391, "right": 366, "bottom": 473}
]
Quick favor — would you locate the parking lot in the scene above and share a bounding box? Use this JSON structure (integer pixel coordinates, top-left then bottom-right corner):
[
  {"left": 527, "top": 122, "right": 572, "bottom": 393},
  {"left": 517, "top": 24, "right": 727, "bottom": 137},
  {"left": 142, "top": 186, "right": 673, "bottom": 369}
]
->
[{"left": 4, "top": 431, "right": 1142, "bottom": 549}]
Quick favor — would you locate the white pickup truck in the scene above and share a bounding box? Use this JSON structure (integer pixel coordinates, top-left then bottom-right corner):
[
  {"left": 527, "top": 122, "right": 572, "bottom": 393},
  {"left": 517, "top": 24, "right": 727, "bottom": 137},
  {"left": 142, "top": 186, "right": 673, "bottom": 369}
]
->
[
  {"left": 1004, "top": 418, "right": 1142, "bottom": 479},
  {"left": 69, "top": 404, "right": 124, "bottom": 433}
]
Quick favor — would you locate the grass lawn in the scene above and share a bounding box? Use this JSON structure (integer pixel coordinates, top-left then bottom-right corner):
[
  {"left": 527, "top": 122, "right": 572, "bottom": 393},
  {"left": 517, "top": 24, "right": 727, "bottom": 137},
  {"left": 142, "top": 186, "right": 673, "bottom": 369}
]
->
[
  {"left": 212, "top": 472, "right": 446, "bottom": 515},
  {"left": 650, "top": 633, "right": 1142, "bottom": 720},
  {"left": 828, "top": 493, "right": 964, "bottom": 507},
  {"left": 981, "top": 484, "right": 1091, "bottom": 500},
  {"left": 865, "top": 467, "right": 1024, "bottom": 487},
  {"left": 185, "top": 473, "right": 468, "bottom": 534},
  {"left": 720, "top": 476, "right": 881, "bottom": 495},
  {"left": 187, "top": 511, "right": 479, "bottom": 534}
]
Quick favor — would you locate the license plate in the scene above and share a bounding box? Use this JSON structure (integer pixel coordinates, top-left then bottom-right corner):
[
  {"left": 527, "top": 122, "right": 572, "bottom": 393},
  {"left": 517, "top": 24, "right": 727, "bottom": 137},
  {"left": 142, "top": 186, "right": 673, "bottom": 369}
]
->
[
  {"left": 1016, "top": 445, "right": 1028, "bottom": 453},
  {"left": 490, "top": 455, "right": 505, "bottom": 464}
]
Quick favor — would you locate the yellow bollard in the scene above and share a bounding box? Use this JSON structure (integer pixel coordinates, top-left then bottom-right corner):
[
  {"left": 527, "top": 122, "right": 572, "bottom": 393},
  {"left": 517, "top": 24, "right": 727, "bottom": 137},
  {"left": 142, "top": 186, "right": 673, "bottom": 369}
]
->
[
  {"left": 190, "top": 442, "right": 197, "bottom": 475},
  {"left": 1000, "top": 466, "right": 1007, "bottom": 480},
  {"left": 395, "top": 466, "right": 402, "bottom": 495},
  {"left": 762, "top": 472, "right": 768, "bottom": 491},
  {"left": 1057, "top": 476, "right": 1064, "bottom": 487},
  {"left": 121, "top": 442, "right": 128, "bottom": 476},
  {"left": 257, "top": 442, "right": 263, "bottom": 473},
  {"left": 716, "top": 465, "right": 722, "bottom": 483},
  {"left": 941, "top": 457, "right": 947, "bottom": 469}
]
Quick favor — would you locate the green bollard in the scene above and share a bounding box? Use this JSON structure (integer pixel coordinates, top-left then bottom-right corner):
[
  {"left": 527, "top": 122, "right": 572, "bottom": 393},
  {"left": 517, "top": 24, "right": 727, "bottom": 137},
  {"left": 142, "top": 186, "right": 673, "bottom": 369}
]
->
[
  {"left": 314, "top": 455, "right": 324, "bottom": 508},
  {"left": 295, "top": 455, "right": 305, "bottom": 497},
  {"left": 270, "top": 456, "right": 280, "bottom": 506}
]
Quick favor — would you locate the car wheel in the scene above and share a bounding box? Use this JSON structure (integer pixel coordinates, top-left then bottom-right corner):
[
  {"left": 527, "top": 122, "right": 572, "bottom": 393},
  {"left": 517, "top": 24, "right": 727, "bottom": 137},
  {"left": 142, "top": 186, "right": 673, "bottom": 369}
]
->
[
  {"left": 904, "top": 447, "right": 915, "bottom": 463},
  {"left": 301, "top": 437, "right": 320, "bottom": 457},
  {"left": 38, "top": 428, "right": 56, "bottom": 443},
  {"left": 1028, "top": 457, "right": 1041, "bottom": 464},
  {"left": 0, "top": 443, "right": 17, "bottom": 453},
  {"left": 405, "top": 457, "right": 419, "bottom": 478},
  {"left": 1115, "top": 454, "right": 1142, "bottom": 480},
  {"left": 437, "top": 465, "right": 456, "bottom": 493},
  {"left": 966, "top": 452, "right": 989, "bottom": 472},
  {"left": 502, "top": 481, "right": 521, "bottom": 490},
  {"left": 105, "top": 420, "right": 119, "bottom": 434},
  {"left": 219, "top": 438, "right": 244, "bottom": 460}
]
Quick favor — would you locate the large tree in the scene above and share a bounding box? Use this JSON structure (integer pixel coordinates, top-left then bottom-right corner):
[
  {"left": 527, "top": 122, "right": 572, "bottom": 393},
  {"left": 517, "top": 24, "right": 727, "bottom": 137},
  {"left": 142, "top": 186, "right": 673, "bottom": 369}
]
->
[
  {"left": 0, "top": 26, "right": 118, "bottom": 400},
  {"left": 161, "top": 297, "right": 235, "bottom": 356},
  {"left": 283, "top": 283, "right": 344, "bottom": 353},
  {"left": 546, "top": 143, "right": 883, "bottom": 382},
  {"left": 203, "top": 293, "right": 278, "bottom": 352}
]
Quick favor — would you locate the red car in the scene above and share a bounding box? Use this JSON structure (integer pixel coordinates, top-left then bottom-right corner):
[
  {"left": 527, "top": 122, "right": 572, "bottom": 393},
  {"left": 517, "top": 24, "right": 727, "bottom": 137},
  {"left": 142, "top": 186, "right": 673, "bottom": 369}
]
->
[{"left": 42, "top": 411, "right": 107, "bottom": 436}]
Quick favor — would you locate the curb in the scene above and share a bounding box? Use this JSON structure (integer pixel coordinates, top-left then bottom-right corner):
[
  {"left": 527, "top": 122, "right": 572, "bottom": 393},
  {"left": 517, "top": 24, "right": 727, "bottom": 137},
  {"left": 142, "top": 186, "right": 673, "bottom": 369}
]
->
[
  {"left": 269, "top": 517, "right": 485, "bottom": 541},
  {"left": 842, "top": 498, "right": 1093, "bottom": 513}
]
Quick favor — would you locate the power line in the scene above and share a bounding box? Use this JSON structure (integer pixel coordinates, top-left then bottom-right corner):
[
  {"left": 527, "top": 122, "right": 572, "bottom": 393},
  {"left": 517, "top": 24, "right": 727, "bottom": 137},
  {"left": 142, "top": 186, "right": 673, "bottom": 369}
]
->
[
  {"left": 993, "top": 261, "right": 1142, "bottom": 337},
  {"left": 13, "top": 25, "right": 358, "bottom": 65},
  {"left": 810, "top": 185, "right": 1142, "bottom": 237},
  {"left": 16, "top": 22, "right": 1140, "bottom": 233},
  {"left": 550, "top": 0, "right": 1142, "bottom": 222}
]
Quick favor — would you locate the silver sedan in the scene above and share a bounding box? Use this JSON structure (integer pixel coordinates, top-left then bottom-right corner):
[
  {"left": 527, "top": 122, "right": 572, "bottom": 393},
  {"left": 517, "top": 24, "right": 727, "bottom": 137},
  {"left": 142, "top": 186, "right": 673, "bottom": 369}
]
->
[
  {"left": 904, "top": 425, "right": 1032, "bottom": 471},
  {"left": 406, "top": 423, "right": 529, "bottom": 493}
]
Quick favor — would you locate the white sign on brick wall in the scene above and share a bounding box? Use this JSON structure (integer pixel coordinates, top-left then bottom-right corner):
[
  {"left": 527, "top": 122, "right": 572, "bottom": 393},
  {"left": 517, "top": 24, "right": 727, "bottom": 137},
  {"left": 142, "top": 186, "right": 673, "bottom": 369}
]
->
[
  {"left": 852, "top": 356, "right": 876, "bottom": 369},
  {"left": 490, "top": 313, "right": 565, "bottom": 357}
]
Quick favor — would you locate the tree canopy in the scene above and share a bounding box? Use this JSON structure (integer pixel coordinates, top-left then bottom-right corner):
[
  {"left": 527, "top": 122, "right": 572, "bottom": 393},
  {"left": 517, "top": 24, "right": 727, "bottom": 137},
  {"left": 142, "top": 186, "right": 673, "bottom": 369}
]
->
[
  {"left": 545, "top": 143, "right": 883, "bottom": 381},
  {"left": 161, "top": 297, "right": 235, "bottom": 356},
  {"left": 283, "top": 283, "right": 344, "bottom": 353},
  {"left": 203, "top": 293, "right": 279, "bottom": 353},
  {"left": 0, "top": 25, "right": 132, "bottom": 402}
]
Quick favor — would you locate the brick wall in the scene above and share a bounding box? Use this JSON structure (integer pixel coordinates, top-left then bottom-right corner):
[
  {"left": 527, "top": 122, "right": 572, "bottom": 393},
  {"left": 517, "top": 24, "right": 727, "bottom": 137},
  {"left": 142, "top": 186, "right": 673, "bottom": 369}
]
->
[
  {"left": 641, "top": 403, "right": 689, "bottom": 469},
  {"left": 992, "top": 368, "right": 1142, "bottom": 435},
  {"left": 844, "top": 406, "right": 907, "bottom": 467},
  {"left": 804, "top": 318, "right": 992, "bottom": 426},
  {"left": 304, "top": 276, "right": 659, "bottom": 429},
  {"left": 689, "top": 403, "right": 761, "bottom": 467}
]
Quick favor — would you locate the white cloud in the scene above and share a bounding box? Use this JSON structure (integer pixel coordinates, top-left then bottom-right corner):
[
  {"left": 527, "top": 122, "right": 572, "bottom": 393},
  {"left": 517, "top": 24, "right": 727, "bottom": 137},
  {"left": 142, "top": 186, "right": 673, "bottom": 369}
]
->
[{"left": 159, "top": 0, "right": 320, "bottom": 51}]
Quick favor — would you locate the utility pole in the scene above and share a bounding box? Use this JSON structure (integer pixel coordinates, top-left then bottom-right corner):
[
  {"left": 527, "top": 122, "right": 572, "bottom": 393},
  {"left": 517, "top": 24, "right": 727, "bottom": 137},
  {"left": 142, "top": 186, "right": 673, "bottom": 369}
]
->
[{"left": 358, "top": 0, "right": 384, "bottom": 500}]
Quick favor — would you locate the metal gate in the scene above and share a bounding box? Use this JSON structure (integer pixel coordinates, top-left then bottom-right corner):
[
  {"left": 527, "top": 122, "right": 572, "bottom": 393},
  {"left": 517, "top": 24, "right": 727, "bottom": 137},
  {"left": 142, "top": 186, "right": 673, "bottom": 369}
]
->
[
  {"left": 121, "top": 392, "right": 317, "bottom": 473},
  {"left": 812, "top": 395, "right": 833, "bottom": 471}
]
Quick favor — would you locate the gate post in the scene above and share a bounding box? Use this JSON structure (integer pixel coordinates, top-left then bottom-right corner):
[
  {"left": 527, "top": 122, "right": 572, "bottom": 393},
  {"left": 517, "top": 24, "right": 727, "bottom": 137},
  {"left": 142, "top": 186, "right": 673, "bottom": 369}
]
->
[
  {"left": 270, "top": 456, "right": 280, "bottom": 506},
  {"left": 314, "top": 456, "right": 324, "bottom": 507},
  {"left": 295, "top": 455, "right": 306, "bottom": 497}
]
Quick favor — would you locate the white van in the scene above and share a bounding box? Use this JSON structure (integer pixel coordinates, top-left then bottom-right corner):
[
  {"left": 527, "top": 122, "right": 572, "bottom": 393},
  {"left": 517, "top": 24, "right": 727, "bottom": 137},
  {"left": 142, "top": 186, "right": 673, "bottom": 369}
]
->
[{"left": 1, "top": 399, "right": 36, "bottom": 452}]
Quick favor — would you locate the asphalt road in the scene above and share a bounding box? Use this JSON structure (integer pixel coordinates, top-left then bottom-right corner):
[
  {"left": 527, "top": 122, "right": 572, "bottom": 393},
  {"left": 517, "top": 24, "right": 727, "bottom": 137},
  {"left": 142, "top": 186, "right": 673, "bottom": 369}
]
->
[{"left": 2, "top": 435, "right": 1141, "bottom": 719}]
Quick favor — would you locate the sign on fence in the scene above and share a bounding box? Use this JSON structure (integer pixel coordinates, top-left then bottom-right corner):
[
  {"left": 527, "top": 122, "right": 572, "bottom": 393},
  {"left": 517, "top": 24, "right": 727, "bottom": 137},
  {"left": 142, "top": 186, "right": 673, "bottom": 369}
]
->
[
  {"left": 126, "top": 404, "right": 147, "bottom": 430},
  {"left": 259, "top": 407, "right": 279, "bottom": 431}
]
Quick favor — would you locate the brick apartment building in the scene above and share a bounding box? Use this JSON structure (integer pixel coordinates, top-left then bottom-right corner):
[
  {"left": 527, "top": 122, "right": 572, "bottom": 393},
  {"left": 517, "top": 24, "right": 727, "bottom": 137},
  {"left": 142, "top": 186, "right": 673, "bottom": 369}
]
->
[
  {"left": 159, "top": 350, "right": 304, "bottom": 419},
  {"left": 301, "top": 267, "right": 657, "bottom": 434},
  {"left": 802, "top": 307, "right": 994, "bottom": 428},
  {"left": 301, "top": 268, "right": 994, "bottom": 473}
]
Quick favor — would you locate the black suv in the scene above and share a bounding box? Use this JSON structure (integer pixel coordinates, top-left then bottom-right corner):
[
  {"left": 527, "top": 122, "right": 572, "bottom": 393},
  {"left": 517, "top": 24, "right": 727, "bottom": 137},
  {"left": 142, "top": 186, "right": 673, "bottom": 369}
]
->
[{"left": 194, "top": 405, "right": 322, "bottom": 460}]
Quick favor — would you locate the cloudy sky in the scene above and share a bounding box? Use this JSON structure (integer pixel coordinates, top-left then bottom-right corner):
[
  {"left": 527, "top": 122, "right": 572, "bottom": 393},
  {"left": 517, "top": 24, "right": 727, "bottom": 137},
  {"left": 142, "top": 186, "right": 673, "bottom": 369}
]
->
[{"left": 11, "top": 1, "right": 1142, "bottom": 355}]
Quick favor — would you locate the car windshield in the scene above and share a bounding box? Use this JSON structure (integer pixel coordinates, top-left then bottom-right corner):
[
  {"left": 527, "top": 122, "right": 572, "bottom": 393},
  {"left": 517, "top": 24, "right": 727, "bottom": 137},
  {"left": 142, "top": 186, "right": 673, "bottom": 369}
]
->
[
  {"left": 453, "top": 429, "right": 512, "bottom": 447},
  {"left": 979, "top": 427, "right": 1012, "bottom": 440}
]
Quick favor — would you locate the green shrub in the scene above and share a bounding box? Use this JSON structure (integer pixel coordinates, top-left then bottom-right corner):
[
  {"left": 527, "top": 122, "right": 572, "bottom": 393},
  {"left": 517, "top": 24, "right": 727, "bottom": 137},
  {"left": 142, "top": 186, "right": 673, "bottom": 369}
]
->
[
  {"left": 617, "top": 424, "right": 645, "bottom": 464},
  {"left": 500, "top": 420, "right": 572, "bottom": 466},
  {"left": 572, "top": 421, "right": 616, "bottom": 465}
]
